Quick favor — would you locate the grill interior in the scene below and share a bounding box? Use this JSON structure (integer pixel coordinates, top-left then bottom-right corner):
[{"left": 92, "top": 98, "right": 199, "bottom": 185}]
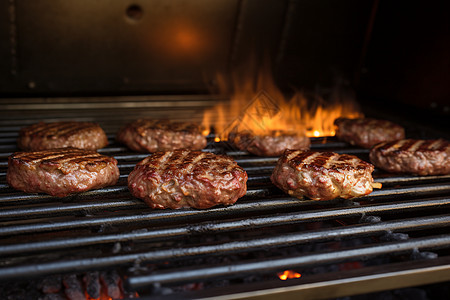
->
[{"left": 1, "top": 97, "right": 450, "bottom": 299}]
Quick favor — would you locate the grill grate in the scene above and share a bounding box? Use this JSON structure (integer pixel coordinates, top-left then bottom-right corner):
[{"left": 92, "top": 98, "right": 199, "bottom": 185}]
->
[{"left": 0, "top": 100, "right": 450, "bottom": 299}]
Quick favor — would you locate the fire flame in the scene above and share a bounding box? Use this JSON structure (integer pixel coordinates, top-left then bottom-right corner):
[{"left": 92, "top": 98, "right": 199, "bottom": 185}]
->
[
  {"left": 85, "top": 292, "right": 112, "bottom": 300},
  {"left": 85, "top": 292, "right": 113, "bottom": 300},
  {"left": 278, "top": 270, "right": 302, "bottom": 280},
  {"left": 202, "top": 62, "right": 362, "bottom": 140}
]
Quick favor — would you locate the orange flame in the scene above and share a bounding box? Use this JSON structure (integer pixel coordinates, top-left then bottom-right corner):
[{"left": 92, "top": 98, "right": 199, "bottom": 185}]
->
[
  {"left": 202, "top": 62, "right": 362, "bottom": 140},
  {"left": 278, "top": 270, "right": 302, "bottom": 280}
]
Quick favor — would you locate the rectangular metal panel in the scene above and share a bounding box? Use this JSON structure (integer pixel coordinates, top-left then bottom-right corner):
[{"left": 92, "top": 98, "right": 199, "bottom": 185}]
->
[{"left": 0, "top": 0, "right": 240, "bottom": 94}]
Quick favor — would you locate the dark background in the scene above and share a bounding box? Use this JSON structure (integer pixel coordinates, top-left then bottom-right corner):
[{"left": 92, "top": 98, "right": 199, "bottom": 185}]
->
[{"left": 0, "top": 0, "right": 448, "bottom": 118}]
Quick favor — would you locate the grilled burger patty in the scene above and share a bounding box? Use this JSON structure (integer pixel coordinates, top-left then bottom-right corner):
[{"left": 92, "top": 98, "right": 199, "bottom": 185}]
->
[
  {"left": 369, "top": 139, "right": 450, "bottom": 175},
  {"left": 18, "top": 121, "right": 108, "bottom": 151},
  {"left": 271, "top": 150, "right": 379, "bottom": 201},
  {"left": 228, "top": 131, "right": 311, "bottom": 157},
  {"left": 117, "top": 119, "right": 207, "bottom": 153},
  {"left": 128, "top": 150, "right": 248, "bottom": 209},
  {"left": 334, "top": 118, "right": 405, "bottom": 148},
  {"left": 7, "top": 147, "right": 120, "bottom": 197}
]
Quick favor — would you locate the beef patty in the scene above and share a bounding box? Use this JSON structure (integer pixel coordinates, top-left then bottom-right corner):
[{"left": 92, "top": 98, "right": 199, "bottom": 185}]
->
[
  {"left": 369, "top": 139, "right": 450, "bottom": 175},
  {"left": 228, "top": 130, "right": 311, "bottom": 157},
  {"left": 334, "top": 118, "right": 405, "bottom": 148},
  {"left": 271, "top": 150, "right": 380, "bottom": 201},
  {"left": 116, "top": 119, "right": 207, "bottom": 153},
  {"left": 128, "top": 150, "right": 248, "bottom": 209},
  {"left": 18, "top": 121, "right": 108, "bottom": 151},
  {"left": 7, "top": 147, "right": 120, "bottom": 197}
]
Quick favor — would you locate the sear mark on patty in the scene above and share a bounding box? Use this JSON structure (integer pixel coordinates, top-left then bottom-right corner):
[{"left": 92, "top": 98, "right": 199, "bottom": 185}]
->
[
  {"left": 18, "top": 121, "right": 109, "bottom": 151},
  {"left": 334, "top": 117, "right": 405, "bottom": 149},
  {"left": 116, "top": 119, "right": 207, "bottom": 153},
  {"left": 369, "top": 139, "right": 450, "bottom": 175},
  {"left": 128, "top": 149, "right": 248, "bottom": 209},
  {"left": 228, "top": 130, "right": 310, "bottom": 157},
  {"left": 7, "top": 147, "right": 120, "bottom": 197},
  {"left": 271, "top": 149, "right": 379, "bottom": 201}
]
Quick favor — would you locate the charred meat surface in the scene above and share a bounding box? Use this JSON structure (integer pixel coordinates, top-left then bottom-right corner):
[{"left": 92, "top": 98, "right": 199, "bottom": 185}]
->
[
  {"left": 128, "top": 150, "right": 248, "bottom": 209},
  {"left": 271, "top": 150, "right": 379, "bottom": 201},
  {"left": 7, "top": 147, "right": 120, "bottom": 197},
  {"left": 228, "top": 130, "right": 311, "bottom": 156},
  {"left": 116, "top": 119, "right": 207, "bottom": 153},
  {"left": 334, "top": 118, "right": 405, "bottom": 148},
  {"left": 18, "top": 121, "right": 108, "bottom": 151},
  {"left": 369, "top": 139, "right": 450, "bottom": 175}
]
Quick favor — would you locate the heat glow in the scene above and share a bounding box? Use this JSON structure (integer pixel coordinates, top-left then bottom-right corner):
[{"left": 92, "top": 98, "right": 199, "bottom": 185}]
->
[
  {"left": 202, "top": 64, "right": 362, "bottom": 140},
  {"left": 278, "top": 270, "right": 302, "bottom": 280}
]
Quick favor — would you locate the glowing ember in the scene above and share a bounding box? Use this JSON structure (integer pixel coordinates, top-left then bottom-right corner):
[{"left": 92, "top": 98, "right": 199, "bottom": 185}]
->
[
  {"left": 202, "top": 63, "right": 362, "bottom": 140},
  {"left": 278, "top": 270, "right": 302, "bottom": 280}
]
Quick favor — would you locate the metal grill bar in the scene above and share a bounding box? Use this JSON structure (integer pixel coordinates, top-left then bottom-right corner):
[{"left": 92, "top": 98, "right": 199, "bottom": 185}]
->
[
  {"left": 1, "top": 213, "right": 449, "bottom": 258},
  {"left": 128, "top": 234, "right": 450, "bottom": 287},
  {"left": 176, "top": 258, "right": 450, "bottom": 300},
  {"left": 0, "top": 186, "right": 129, "bottom": 205},
  {"left": 1, "top": 197, "right": 450, "bottom": 237},
  {"left": 1, "top": 230, "right": 450, "bottom": 282},
  {"left": 0, "top": 199, "right": 144, "bottom": 219}
]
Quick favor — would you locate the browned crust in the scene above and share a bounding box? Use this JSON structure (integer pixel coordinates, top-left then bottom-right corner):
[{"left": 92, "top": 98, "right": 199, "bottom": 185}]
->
[
  {"left": 372, "top": 139, "right": 449, "bottom": 153},
  {"left": 128, "top": 150, "right": 248, "bottom": 209},
  {"left": 7, "top": 147, "right": 120, "bottom": 197},
  {"left": 283, "top": 150, "right": 374, "bottom": 173},
  {"left": 334, "top": 118, "right": 405, "bottom": 148},
  {"left": 9, "top": 148, "right": 116, "bottom": 173},
  {"left": 271, "top": 150, "right": 376, "bottom": 201},
  {"left": 123, "top": 119, "right": 203, "bottom": 133},
  {"left": 369, "top": 139, "right": 450, "bottom": 175},
  {"left": 18, "top": 121, "right": 108, "bottom": 150},
  {"left": 228, "top": 131, "right": 311, "bottom": 156},
  {"left": 116, "top": 119, "right": 207, "bottom": 153}
]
